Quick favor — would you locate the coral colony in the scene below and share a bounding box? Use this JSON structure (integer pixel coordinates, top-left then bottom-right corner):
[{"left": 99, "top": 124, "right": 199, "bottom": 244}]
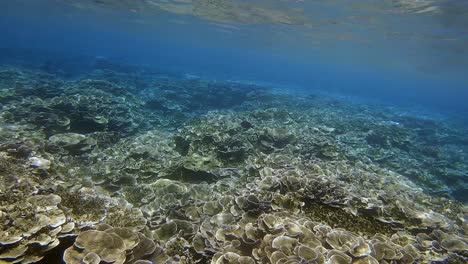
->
[{"left": 0, "top": 66, "right": 466, "bottom": 263}]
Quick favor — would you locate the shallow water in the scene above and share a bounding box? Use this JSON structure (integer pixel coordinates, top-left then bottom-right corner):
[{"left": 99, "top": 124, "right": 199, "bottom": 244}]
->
[{"left": 0, "top": 1, "right": 467, "bottom": 263}]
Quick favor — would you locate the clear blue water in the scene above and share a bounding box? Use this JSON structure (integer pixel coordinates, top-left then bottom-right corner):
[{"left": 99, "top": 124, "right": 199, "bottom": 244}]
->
[
  {"left": 0, "top": 1, "right": 467, "bottom": 263},
  {"left": 1, "top": 0, "right": 468, "bottom": 113}
]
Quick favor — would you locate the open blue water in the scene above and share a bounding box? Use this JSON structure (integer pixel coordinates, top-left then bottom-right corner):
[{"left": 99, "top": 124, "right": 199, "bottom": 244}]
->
[
  {"left": 0, "top": 1, "right": 467, "bottom": 263},
  {"left": 2, "top": 0, "right": 468, "bottom": 113}
]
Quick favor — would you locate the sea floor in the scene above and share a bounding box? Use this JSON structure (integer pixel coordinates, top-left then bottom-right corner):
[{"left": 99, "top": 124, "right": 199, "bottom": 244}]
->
[{"left": 0, "top": 63, "right": 467, "bottom": 263}]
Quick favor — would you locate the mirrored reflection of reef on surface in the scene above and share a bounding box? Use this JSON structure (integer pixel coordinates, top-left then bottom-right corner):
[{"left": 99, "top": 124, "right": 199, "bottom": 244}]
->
[
  {"left": 51, "top": 0, "right": 468, "bottom": 33},
  {"left": 21, "top": 0, "right": 466, "bottom": 73},
  {"left": 0, "top": 59, "right": 466, "bottom": 263}
]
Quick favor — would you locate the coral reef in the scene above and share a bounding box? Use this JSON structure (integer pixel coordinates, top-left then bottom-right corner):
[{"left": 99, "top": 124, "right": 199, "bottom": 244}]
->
[
  {"left": 0, "top": 65, "right": 467, "bottom": 263},
  {"left": 62, "top": 226, "right": 161, "bottom": 264}
]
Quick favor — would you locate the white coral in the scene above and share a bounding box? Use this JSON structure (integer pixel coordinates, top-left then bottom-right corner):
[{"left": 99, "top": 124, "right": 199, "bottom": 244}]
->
[{"left": 27, "top": 156, "right": 51, "bottom": 170}]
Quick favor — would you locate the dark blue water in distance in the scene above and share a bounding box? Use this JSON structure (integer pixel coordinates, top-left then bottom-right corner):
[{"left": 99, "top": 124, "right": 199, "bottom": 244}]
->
[
  {"left": 2, "top": 0, "right": 468, "bottom": 114},
  {"left": 0, "top": 1, "right": 467, "bottom": 264}
]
